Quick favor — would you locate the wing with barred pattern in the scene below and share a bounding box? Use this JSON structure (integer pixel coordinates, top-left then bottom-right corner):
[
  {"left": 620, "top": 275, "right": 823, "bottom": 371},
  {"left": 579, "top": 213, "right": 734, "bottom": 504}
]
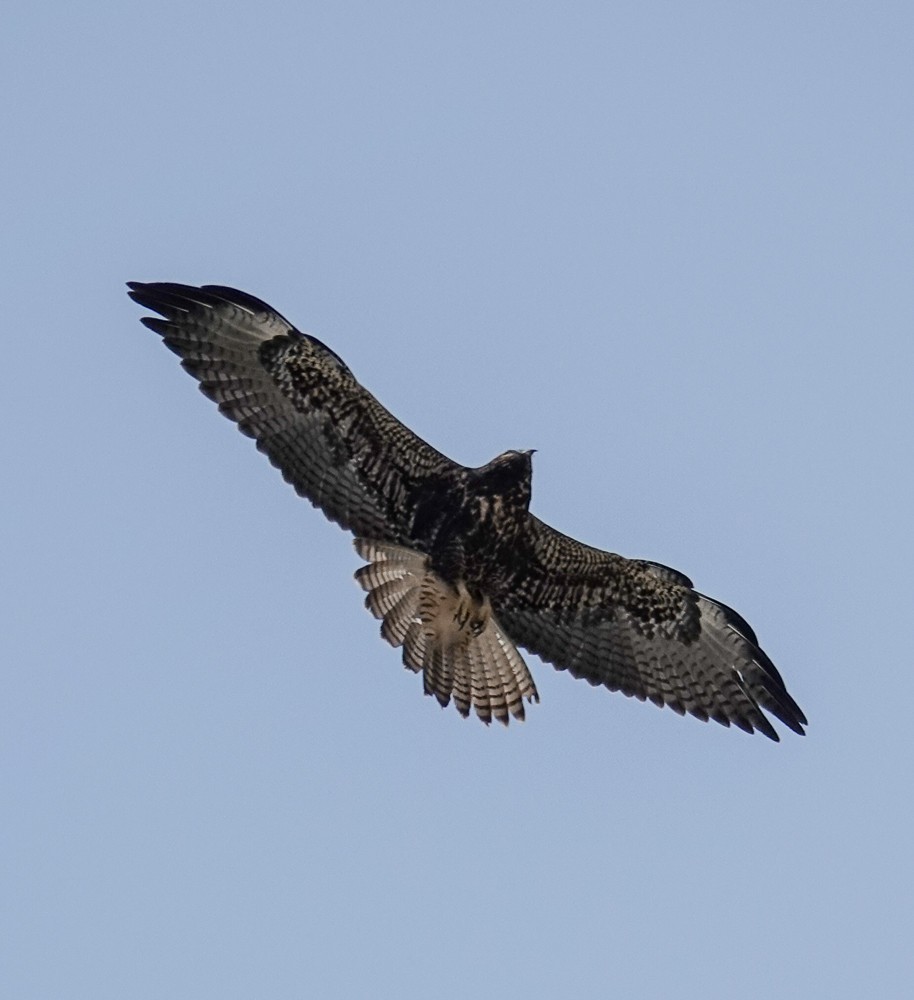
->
[
  {"left": 127, "top": 281, "right": 457, "bottom": 547},
  {"left": 495, "top": 516, "right": 807, "bottom": 739}
]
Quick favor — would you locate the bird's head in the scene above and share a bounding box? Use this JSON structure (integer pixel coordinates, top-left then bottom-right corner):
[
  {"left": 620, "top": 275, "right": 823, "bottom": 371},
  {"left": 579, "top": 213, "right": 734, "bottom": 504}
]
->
[{"left": 474, "top": 449, "right": 535, "bottom": 508}]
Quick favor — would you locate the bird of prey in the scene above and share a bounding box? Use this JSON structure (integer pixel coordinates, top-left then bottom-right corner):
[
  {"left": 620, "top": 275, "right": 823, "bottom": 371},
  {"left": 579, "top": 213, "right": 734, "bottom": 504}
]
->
[{"left": 128, "top": 282, "right": 806, "bottom": 740}]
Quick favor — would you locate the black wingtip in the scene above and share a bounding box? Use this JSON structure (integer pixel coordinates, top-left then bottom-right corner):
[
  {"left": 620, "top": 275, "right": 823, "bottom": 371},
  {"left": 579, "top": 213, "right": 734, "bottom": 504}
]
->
[
  {"left": 756, "top": 717, "right": 781, "bottom": 742},
  {"left": 127, "top": 281, "right": 201, "bottom": 315},
  {"left": 126, "top": 280, "right": 147, "bottom": 305}
]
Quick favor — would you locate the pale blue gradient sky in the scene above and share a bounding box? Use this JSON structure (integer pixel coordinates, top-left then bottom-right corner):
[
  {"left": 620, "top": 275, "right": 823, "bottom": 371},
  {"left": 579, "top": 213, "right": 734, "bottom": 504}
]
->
[{"left": 3, "top": 3, "right": 913, "bottom": 997}]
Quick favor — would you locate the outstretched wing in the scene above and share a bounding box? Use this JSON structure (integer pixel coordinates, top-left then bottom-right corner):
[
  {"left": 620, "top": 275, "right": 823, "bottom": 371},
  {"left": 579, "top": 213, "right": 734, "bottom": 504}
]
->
[
  {"left": 496, "top": 517, "right": 807, "bottom": 740},
  {"left": 128, "top": 282, "right": 458, "bottom": 546}
]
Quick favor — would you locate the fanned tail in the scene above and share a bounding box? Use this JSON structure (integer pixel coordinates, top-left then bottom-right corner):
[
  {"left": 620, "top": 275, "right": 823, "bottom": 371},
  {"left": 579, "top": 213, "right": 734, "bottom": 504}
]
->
[{"left": 354, "top": 539, "right": 539, "bottom": 724}]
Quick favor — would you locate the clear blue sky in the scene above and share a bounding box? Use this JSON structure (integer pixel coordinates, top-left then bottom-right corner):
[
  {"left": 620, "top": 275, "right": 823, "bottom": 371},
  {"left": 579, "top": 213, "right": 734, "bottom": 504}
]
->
[{"left": 3, "top": 3, "right": 913, "bottom": 997}]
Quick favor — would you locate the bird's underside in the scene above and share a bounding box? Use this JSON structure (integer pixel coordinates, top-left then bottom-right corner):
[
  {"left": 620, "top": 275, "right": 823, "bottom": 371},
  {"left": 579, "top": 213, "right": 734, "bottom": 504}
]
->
[{"left": 128, "top": 281, "right": 807, "bottom": 741}]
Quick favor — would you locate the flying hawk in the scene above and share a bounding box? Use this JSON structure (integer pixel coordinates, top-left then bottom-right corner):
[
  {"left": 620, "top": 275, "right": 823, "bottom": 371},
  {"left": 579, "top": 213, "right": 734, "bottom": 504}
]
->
[{"left": 128, "top": 282, "right": 806, "bottom": 740}]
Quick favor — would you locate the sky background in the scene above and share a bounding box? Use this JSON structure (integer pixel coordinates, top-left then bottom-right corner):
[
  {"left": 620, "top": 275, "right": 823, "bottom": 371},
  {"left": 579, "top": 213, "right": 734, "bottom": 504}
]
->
[{"left": 3, "top": 3, "right": 913, "bottom": 997}]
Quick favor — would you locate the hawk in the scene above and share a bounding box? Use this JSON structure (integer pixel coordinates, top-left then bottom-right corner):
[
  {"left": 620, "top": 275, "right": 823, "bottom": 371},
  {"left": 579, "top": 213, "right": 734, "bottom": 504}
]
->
[{"left": 128, "top": 282, "right": 806, "bottom": 740}]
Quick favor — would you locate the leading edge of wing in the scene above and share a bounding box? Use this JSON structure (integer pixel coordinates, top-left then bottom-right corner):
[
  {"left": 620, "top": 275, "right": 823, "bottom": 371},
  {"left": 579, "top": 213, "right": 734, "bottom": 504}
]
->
[
  {"left": 128, "top": 282, "right": 414, "bottom": 542},
  {"left": 499, "top": 515, "right": 806, "bottom": 740}
]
